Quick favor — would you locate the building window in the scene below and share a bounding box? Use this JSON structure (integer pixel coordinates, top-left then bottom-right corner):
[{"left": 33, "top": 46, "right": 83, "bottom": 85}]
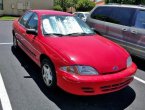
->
[{"left": 0, "top": 0, "right": 3, "bottom": 10}]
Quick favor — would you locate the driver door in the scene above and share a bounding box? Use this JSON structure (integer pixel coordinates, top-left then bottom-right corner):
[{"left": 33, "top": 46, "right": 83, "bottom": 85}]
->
[{"left": 24, "top": 13, "right": 40, "bottom": 62}]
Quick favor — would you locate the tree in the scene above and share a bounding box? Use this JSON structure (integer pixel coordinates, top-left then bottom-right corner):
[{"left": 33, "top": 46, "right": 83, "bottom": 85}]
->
[
  {"left": 76, "top": 0, "right": 96, "bottom": 11},
  {"left": 54, "top": 0, "right": 96, "bottom": 12},
  {"left": 54, "top": 0, "right": 77, "bottom": 11},
  {"left": 53, "top": 5, "right": 63, "bottom": 11}
]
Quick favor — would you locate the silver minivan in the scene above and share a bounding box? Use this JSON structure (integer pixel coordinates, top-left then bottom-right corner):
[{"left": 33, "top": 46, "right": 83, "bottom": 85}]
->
[{"left": 87, "top": 5, "right": 145, "bottom": 59}]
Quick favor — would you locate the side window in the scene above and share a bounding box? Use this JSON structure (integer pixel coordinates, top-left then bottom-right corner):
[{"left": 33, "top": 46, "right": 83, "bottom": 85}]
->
[
  {"left": 19, "top": 11, "right": 33, "bottom": 27},
  {"left": 91, "top": 7, "right": 135, "bottom": 26},
  {"left": 134, "top": 10, "right": 145, "bottom": 29},
  {"left": 74, "top": 13, "right": 79, "bottom": 17},
  {"left": 26, "top": 13, "right": 38, "bottom": 30},
  {"left": 109, "top": 7, "right": 135, "bottom": 26},
  {"left": 79, "top": 13, "right": 84, "bottom": 19},
  {"left": 91, "top": 7, "right": 112, "bottom": 21},
  {"left": 77, "top": 13, "right": 81, "bottom": 18}
]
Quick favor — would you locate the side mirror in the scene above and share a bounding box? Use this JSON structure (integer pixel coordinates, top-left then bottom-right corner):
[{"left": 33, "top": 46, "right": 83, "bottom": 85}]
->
[{"left": 26, "top": 29, "right": 37, "bottom": 35}]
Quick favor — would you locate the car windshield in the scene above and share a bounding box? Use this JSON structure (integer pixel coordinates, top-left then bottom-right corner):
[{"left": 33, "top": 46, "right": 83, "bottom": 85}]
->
[{"left": 42, "top": 15, "right": 95, "bottom": 36}]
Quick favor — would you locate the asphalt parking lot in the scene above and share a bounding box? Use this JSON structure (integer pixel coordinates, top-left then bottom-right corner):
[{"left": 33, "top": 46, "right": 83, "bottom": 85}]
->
[{"left": 0, "top": 21, "right": 145, "bottom": 110}]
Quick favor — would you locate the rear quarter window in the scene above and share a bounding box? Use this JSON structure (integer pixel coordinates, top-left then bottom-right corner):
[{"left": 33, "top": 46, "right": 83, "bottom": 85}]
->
[{"left": 134, "top": 10, "right": 145, "bottom": 29}]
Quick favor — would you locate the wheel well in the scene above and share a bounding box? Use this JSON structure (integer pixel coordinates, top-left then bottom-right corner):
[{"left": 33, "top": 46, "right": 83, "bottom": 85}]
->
[{"left": 40, "top": 54, "right": 55, "bottom": 68}]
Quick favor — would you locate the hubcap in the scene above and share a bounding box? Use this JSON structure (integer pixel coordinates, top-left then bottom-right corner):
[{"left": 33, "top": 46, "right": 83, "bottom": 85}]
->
[{"left": 42, "top": 64, "right": 53, "bottom": 86}]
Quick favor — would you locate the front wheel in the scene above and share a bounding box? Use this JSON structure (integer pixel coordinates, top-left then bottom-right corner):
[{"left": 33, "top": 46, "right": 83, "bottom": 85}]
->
[{"left": 41, "top": 59, "right": 57, "bottom": 89}]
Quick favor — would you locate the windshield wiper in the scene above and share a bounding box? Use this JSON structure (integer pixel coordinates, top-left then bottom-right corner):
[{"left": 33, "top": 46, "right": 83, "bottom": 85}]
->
[
  {"left": 44, "top": 33, "right": 64, "bottom": 37},
  {"left": 44, "top": 32, "right": 95, "bottom": 37},
  {"left": 66, "top": 32, "right": 95, "bottom": 36},
  {"left": 66, "top": 32, "right": 88, "bottom": 36}
]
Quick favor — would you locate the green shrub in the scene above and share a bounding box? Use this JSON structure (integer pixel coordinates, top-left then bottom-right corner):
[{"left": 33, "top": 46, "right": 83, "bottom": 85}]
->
[
  {"left": 76, "top": 0, "right": 96, "bottom": 11},
  {"left": 53, "top": 5, "right": 63, "bottom": 11}
]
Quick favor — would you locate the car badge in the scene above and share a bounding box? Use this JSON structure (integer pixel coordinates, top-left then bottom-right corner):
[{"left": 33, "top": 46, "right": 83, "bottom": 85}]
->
[{"left": 113, "top": 66, "right": 119, "bottom": 71}]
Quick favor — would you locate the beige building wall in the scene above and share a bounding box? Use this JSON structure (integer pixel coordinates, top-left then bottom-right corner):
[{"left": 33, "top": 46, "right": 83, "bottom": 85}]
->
[
  {"left": 0, "top": 10, "right": 3, "bottom": 16},
  {"left": 3, "top": 0, "right": 53, "bottom": 16},
  {"left": 31, "top": 0, "right": 53, "bottom": 10}
]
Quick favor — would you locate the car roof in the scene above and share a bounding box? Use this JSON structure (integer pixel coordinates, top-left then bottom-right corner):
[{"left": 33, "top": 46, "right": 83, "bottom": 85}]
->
[
  {"left": 31, "top": 10, "right": 73, "bottom": 16},
  {"left": 100, "top": 4, "right": 145, "bottom": 10}
]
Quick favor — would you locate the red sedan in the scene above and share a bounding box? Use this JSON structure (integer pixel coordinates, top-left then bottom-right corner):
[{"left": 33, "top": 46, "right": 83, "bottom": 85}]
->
[{"left": 12, "top": 10, "right": 137, "bottom": 96}]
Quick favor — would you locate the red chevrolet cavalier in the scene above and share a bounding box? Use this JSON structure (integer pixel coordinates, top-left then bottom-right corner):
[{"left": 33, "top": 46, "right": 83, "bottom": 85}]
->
[{"left": 12, "top": 10, "right": 137, "bottom": 96}]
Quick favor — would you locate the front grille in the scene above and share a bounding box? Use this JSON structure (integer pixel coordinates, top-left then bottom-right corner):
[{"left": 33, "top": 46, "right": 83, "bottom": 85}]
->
[
  {"left": 100, "top": 78, "right": 133, "bottom": 92},
  {"left": 82, "top": 87, "right": 94, "bottom": 93}
]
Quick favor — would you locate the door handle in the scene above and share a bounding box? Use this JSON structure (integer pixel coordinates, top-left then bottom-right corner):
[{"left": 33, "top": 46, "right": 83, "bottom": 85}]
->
[
  {"left": 131, "top": 30, "right": 137, "bottom": 34},
  {"left": 122, "top": 28, "right": 127, "bottom": 31}
]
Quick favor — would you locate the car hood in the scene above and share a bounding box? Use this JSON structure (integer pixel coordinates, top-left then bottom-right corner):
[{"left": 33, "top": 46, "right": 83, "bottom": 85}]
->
[{"left": 45, "top": 35, "right": 129, "bottom": 74}]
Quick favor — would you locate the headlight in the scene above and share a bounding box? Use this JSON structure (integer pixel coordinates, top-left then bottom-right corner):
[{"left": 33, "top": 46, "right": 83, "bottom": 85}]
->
[
  {"left": 127, "top": 56, "right": 132, "bottom": 67},
  {"left": 61, "top": 66, "right": 99, "bottom": 75}
]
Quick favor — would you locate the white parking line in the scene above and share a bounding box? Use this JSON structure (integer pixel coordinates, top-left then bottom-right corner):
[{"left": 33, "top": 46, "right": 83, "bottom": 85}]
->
[
  {"left": 0, "top": 72, "right": 12, "bottom": 110},
  {"left": 134, "top": 76, "right": 145, "bottom": 84},
  {"left": 0, "top": 43, "right": 13, "bottom": 45}
]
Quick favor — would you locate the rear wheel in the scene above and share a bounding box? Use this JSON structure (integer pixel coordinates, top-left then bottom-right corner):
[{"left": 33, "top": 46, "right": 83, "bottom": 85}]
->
[
  {"left": 13, "top": 33, "right": 18, "bottom": 49},
  {"left": 41, "top": 59, "right": 57, "bottom": 89}
]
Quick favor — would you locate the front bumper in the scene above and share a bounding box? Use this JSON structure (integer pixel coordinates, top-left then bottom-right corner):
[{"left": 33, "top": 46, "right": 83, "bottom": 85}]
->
[{"left": 56, "top": 63, "right": 137, "bottom": 96}]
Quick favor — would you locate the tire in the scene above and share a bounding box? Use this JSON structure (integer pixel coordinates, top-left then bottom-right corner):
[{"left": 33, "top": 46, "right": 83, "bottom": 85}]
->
[
  {"left": 41, "top": 59, "right": 57, "bottom": 89},
  {"left": 13, "top": 33, "right": 18, "bottom": 49}
]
